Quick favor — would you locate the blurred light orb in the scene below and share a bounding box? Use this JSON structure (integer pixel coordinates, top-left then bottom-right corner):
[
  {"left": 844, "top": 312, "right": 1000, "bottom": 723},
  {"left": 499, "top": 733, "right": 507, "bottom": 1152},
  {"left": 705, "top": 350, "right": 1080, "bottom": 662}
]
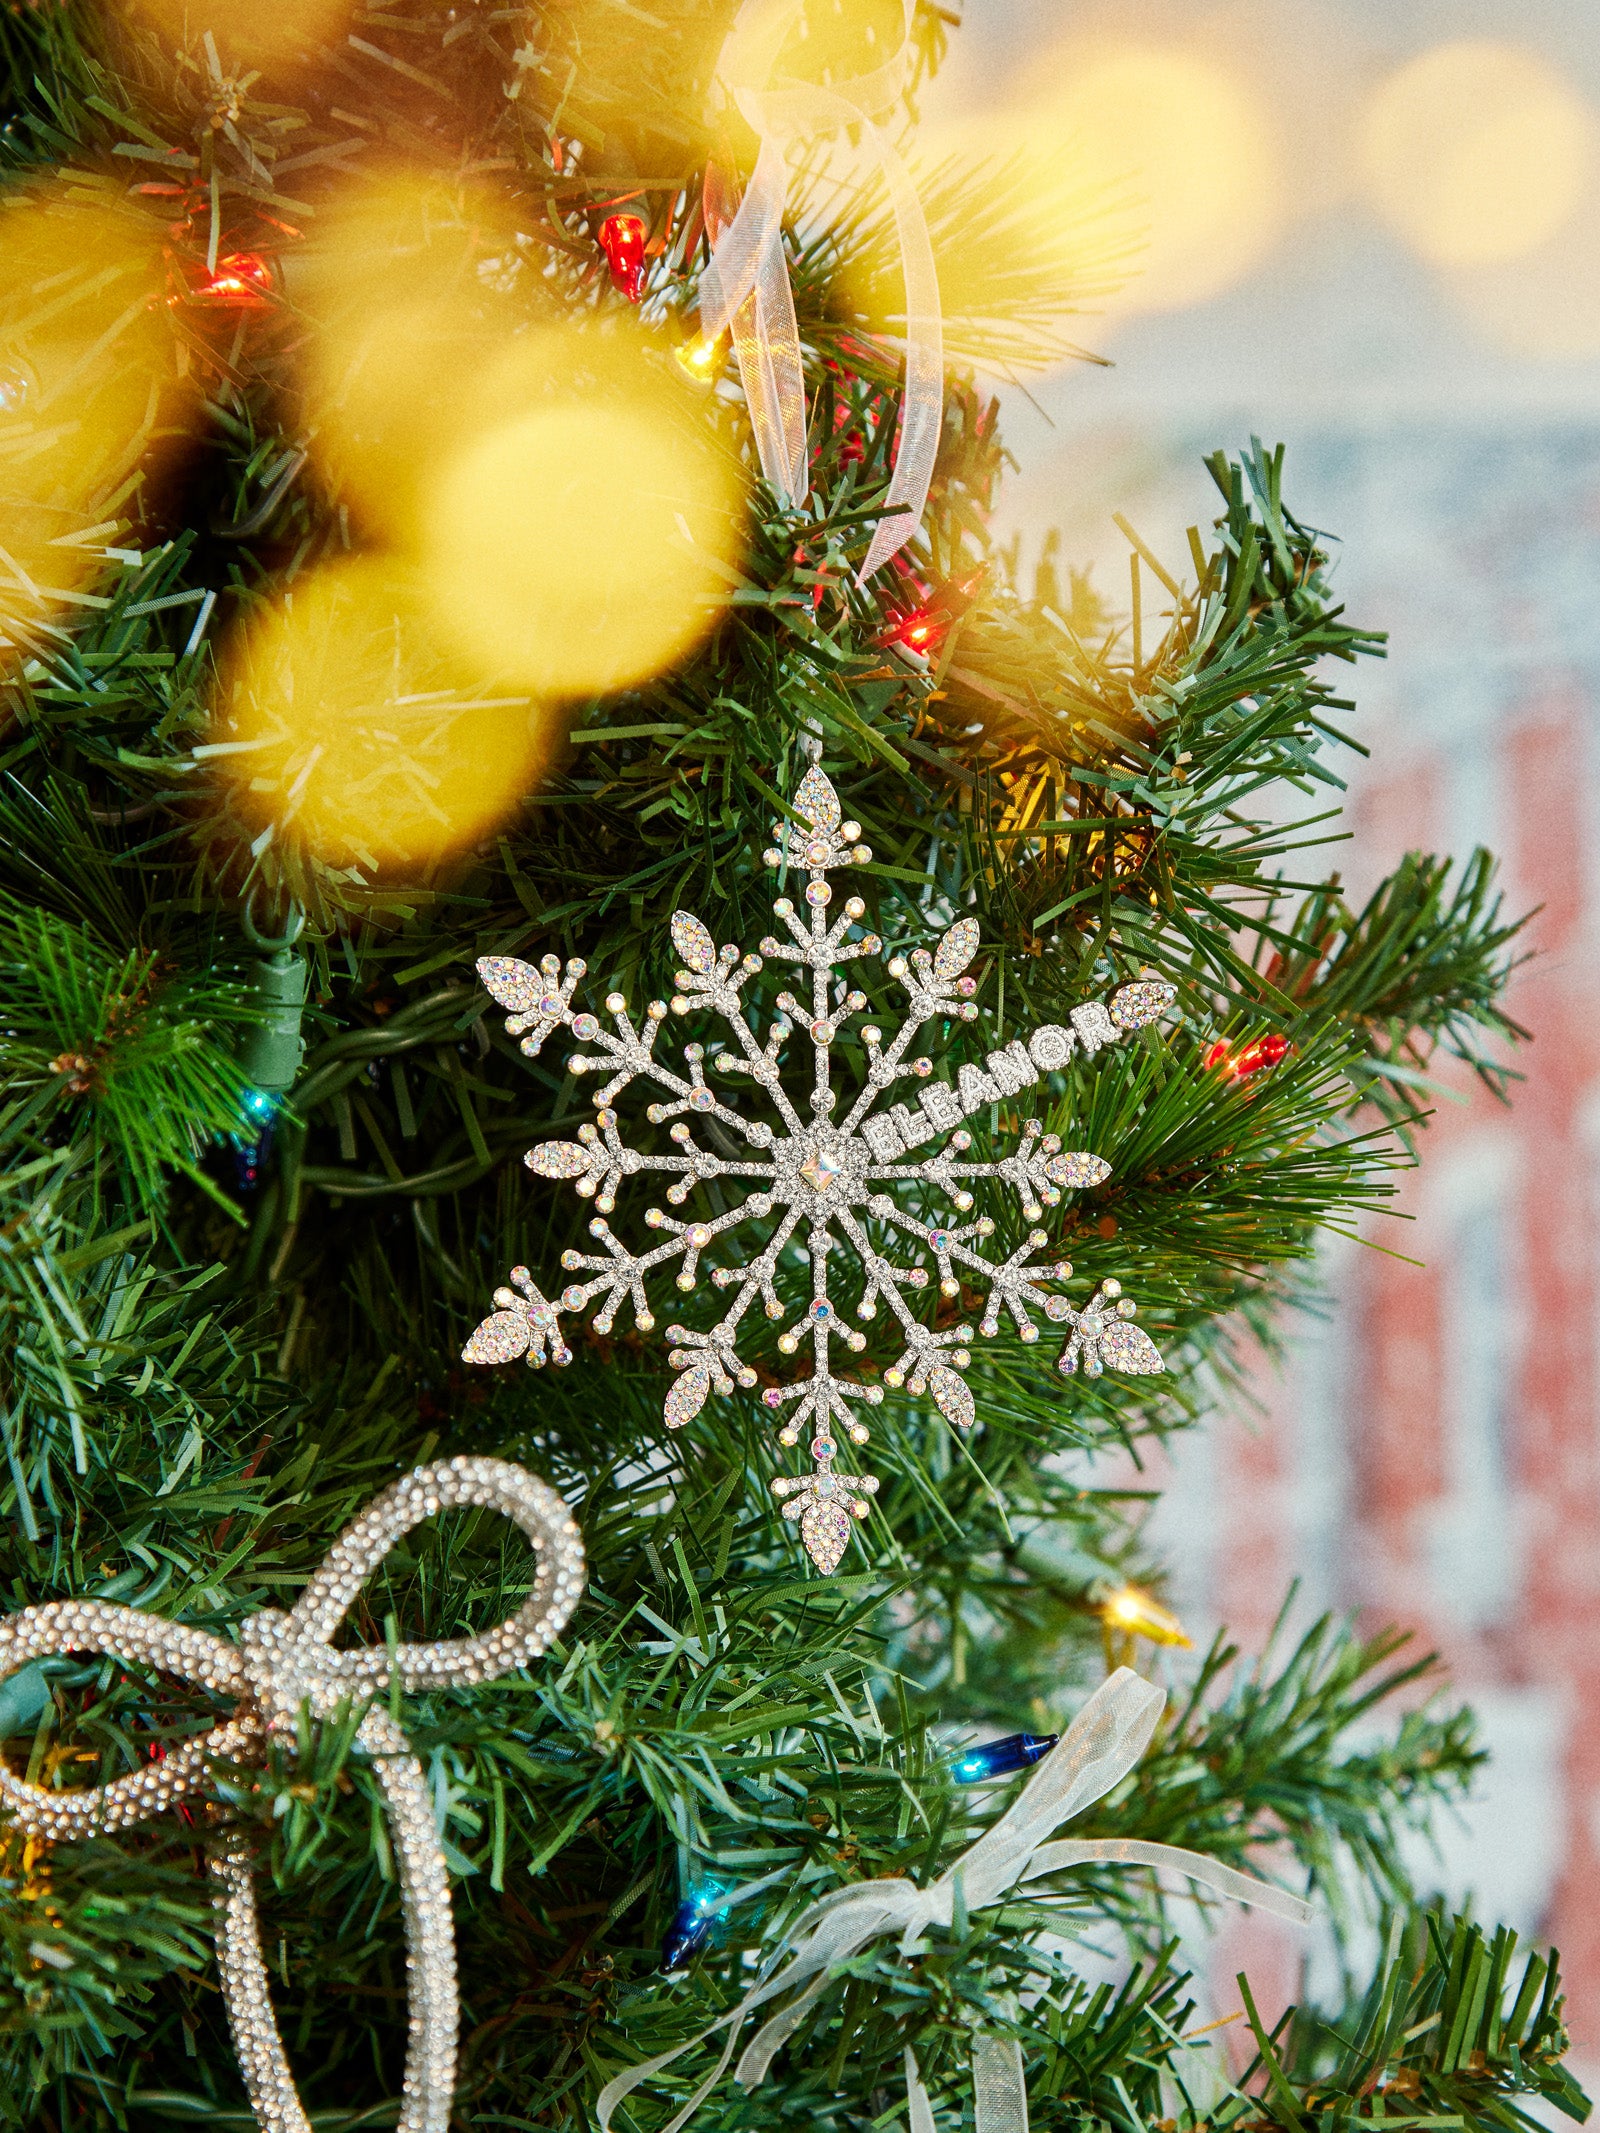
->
[
  {"left": 124, "top": 0, "right": 352, "bottom": 65},
  {"left": 0, "top": 186, "right": 175, "bottom": 612},
  {"left": 1359, "top": 42, "right": 1594, "bottom": 267},
  {"left": 1446, "top": 203, "right": 1600, "bottom": 360},
  {"left": 421, "top": 374, "right": 743, "bottom": 697},
  {"left": 832, "top": 111, "right": 1142, "bottom": 374},
  {"left": 1048, "top": 47, "right": 1284, "bottom": 314},
  {"left": 219, "top": 558, "right": 551, "bottom": 871},
  {"left": 294, "top": 169, "right": 529, "bottom": 546}
]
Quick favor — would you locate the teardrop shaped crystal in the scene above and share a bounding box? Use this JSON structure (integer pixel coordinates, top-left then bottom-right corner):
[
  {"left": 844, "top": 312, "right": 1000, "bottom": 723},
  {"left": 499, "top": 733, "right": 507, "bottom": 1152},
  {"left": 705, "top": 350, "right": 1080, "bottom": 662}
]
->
[
  {"left": 527, "top": 1141, "right": 589, "bottom": 1179},
  {"left": 462, "top": 1310, "right": 532, "bottom": 1365},
  {"left": 1043, "top": 1151, "right": 1111, "bottom": 1190},
  {"left": 671, "top": 911, "right": 717, "bottom": 976},
  {"left": 801, "top": 1499, "right": 851, "bottom": 1574},
  {"left": 794, "top": 766, "right": 842, "bottom": 833},
  {"left": 1098, "top": 1321, "right": 1165, "bottom": 1375},
  {"left": 1108, "top": 979, "right": 1178, "bottom": 1031},
  {"left": 928, "top": 1364, "right": 976, "bottom": 1430},
  {"left": 663, "top": 1361, "right": 712, "bottom": 1429},
  {"left": 477, "top": 956, "right": 544, "bottom": 1011},
  {"left": 933, "top": 916, "right": 980, "bottom": 979}
]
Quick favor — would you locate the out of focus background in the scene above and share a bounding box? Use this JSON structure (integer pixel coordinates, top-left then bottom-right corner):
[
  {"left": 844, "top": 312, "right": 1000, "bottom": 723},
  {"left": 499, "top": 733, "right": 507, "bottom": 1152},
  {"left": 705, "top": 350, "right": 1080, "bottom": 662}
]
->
[{"left": 930, "top": 0, "right": 1600, "bottom": 2067}]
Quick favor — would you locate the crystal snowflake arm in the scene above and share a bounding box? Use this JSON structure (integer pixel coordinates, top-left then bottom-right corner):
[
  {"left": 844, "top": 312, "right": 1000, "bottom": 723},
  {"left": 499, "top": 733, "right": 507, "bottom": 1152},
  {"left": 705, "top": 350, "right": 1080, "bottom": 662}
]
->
[
  {"left": 1056, "top": 1279, "right": 1166, "bottom": 1377},
  {"left": 975, "top": 1232, "right": 1076, "bottom": 1342},
  {"left": 564, "top": 990, "right": 685, "bottom": 1112},
  {"left": 479, "top": 953, "right": 587, "bottom": 1057},
  {"left": 759, "top": 890, "right": 883, "bottom": 977},
  {"left": 938, "top": 1119, "right": 1113, "bottom": 1220},
  {"left": 661, "top": 1323, "right": 756, "bottom": 1428},
  {"left": 759, "top": 1367, "right": 883, "bottom": 1451},
  {"left": 656, "top": 1207, "right": 809, "bottom": 1432},
  {"left": 884, "top": 1326, "right": 978, "bottom": 1431},
  {"left": 523, "top": 1113, "right": 774, "bottom": 1217},
  {"left": 706, "top": 1201, "right": 802, "bottom": 1325},
  {"left": 666, "top": 909, "right": 809, "bottom": 1137},
  {"left": 840, "top": 916, "right": 983, "bottom": 1133},
  {"left": 834, "top": 1202, "right": 934, "bottom": 1336},
  {"left": 555, "top": 1220, "right": 689, "bottom": 1335},
  {"left": 461, "top": 1266, "right": 573, "bottom": 1369}
]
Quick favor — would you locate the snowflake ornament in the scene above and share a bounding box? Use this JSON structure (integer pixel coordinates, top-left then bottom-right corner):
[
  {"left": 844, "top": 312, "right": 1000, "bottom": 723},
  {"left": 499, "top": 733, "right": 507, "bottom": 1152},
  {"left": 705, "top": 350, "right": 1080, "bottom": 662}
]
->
[{"left": 465, "top": 767, "right": 1175, "bottom": 1576}]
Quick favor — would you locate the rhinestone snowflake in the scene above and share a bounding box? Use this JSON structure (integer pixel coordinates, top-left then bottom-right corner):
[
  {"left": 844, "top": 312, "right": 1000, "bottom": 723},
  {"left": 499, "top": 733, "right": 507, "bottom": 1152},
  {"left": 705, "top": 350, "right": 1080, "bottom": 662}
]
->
[{"left": 465, "top": 767, "right": 1174, "bottom": 1575}]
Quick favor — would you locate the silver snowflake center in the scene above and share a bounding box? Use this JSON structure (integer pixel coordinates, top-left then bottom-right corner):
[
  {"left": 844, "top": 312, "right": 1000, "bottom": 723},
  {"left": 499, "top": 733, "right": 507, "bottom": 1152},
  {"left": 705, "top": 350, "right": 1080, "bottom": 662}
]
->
[
  {"left": 795, "top": 1138, "right": 851, "bottom": 1196},
  {"left": 467, "top": 766, "right": 1174, "bottom": 1575}
]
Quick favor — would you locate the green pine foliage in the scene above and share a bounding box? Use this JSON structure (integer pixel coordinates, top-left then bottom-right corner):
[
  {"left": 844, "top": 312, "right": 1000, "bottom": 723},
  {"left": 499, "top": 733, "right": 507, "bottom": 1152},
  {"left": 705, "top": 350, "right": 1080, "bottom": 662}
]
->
[{"left": 0, "top": 1, "right": 1577, "bottom": 2130}]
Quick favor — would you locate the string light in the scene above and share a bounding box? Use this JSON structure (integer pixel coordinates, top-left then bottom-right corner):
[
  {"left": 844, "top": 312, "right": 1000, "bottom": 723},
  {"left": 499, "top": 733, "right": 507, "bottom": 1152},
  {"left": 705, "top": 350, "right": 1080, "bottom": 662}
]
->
[
  {"left": 184, "top": 252, "right": 274, "bottom": 306},
  {"left": 1203, "top": 1032, "right": 1289, "bottom": 1082},
  {"left": 879, "top": 568, "right": 986, "bottom": 657},
  {"left": 675, "top": 334, "right": 723, "bottom": 384},
  {"left": 1097, "top": 1583, "right": 1191, "bottom": 1674},
  {"left": 228, "top": 1089, "right": 281, "bottom": 1194},
  {"left": 949, "top": 1731, "right": 1058, "bottom": 1783},
  {"left": 597, "top": 214, "right": 648, "bottom": 301},
  {"left": 661, "top": 1880, "right": 729, "bottom": 1971}
]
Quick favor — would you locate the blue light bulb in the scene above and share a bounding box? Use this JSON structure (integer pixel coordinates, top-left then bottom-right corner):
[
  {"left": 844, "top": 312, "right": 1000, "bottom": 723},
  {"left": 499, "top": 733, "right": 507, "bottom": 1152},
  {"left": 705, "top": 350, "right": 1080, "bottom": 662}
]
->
[
  {"left": 949, "top": 1732, "right": 1059, "bottom": 1783},
  {"left": 661, "top": 1880, "right": 730, "bottom": 1971},
  {"left": 225, "top": 1087, "right": 285, "bottom": 1194}
]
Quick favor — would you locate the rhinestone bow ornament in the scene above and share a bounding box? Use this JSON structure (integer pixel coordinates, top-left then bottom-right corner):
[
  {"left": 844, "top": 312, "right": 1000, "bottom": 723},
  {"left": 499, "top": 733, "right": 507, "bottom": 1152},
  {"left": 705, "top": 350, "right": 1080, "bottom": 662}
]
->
[
  {"left": 0, "top": 1458, "right": 585, "bottom": 2133},
  {"left": 468, "top": 767, "right": 1174, "bottom": 1575}
]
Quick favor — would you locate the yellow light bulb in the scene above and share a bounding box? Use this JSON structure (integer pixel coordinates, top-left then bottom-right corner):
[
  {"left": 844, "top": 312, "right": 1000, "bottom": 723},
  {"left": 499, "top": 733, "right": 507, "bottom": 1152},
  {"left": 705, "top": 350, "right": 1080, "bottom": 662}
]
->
[
  {"left": 1098, "top": 1585, "right": 1192, "bottom": 1648},
  {"left": 675, "top": 335, "right": 723, "bottom": 385}
]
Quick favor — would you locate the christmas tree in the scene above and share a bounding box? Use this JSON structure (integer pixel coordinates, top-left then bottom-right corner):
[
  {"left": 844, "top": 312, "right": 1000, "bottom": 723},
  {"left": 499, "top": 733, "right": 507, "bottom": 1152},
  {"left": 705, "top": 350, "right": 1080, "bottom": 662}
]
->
[{"left": 0, "top": 0, "right": 1587, "bottom": 2128}]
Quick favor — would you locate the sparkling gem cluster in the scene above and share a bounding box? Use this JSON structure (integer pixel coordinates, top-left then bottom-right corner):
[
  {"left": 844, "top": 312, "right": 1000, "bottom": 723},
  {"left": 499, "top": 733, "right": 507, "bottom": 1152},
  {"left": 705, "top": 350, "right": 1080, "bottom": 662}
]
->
[{"left": 467, "top": 769, "right": 1172, "bottom": 1573}]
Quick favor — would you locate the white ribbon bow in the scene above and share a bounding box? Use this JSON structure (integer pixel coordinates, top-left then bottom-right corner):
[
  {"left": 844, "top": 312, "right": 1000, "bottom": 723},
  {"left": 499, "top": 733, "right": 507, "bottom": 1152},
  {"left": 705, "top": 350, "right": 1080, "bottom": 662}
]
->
[
  {"left": 0, "top": 1457, "right": 585, "bottom": 2133},
  {"left": 701, "top": 0, "right": 942, "bottom": 582},
  {"left": 597, "top": 1667, "right": 1312, "bottom": 2133}
]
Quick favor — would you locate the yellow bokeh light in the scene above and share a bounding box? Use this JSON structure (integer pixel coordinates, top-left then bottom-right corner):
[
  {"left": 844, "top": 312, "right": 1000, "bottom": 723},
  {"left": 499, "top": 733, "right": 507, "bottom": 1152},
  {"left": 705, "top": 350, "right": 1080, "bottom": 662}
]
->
[
  {"left": 827, "top": 111, "right": 1141, "bottom": 373},
  {"left": 122, "top": 0, "right": 353, "bottom": 67},
  {"left": 216, "top": 557, "right": 553, "bottom": 872},
  {"left": 1042, "top": 46, "right": 1285, "bottom": 316},
  {"left": 1358, "top": 42, "right": 1594, "bottom": 268},
  {"left": 1445, "top": 191, "right": 1600, "bottom": 360},
  {"left": 298, "top": 171, "right": 743, "bottom": 705},
  {"left": 294, "top": 168, "right": 532, "bottom": 547},
  {"left": 420, "top": 340, "right": 744, "bottom": 698},
  {"left": 0, "top": 184, "right": 175, "bottom": 618}
]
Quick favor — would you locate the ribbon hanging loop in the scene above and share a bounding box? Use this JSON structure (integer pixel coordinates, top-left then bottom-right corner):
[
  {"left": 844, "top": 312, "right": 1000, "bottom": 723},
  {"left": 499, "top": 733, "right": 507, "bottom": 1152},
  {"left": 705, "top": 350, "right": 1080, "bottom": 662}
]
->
[
  {"left": 702, "top": 0, "right": 943, "bottom": 580},
  {"left": 597, "top": 1669, "right": 1314, "bottom": 2133}
]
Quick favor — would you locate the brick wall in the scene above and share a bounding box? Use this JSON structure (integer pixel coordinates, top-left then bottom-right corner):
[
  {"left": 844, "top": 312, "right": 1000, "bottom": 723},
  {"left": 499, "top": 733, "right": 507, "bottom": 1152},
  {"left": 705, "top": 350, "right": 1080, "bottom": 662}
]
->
[{"left": 1152, "top": 427, "right": 1600, "bottom": 2052}]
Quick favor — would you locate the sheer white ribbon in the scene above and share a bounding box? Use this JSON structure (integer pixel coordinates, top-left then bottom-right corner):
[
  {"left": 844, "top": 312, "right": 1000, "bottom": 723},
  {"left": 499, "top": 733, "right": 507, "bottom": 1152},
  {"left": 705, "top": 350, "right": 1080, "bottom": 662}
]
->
[
  {"left": 700, "top": 0, "right": 942, "bottom": 581},
  {"left": 0, "top": 1457, "right": 585, "bottom": 2133},
  {"left": 597, "top": 1667, "right": 1312, "bottom": 2133}
]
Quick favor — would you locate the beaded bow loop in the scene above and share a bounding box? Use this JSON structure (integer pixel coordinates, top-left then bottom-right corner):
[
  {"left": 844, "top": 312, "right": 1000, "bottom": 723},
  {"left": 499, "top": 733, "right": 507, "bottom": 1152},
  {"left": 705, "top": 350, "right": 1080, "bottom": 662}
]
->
[{"left": 0, "top": 1457, "right": 585, "bottom": 2133}]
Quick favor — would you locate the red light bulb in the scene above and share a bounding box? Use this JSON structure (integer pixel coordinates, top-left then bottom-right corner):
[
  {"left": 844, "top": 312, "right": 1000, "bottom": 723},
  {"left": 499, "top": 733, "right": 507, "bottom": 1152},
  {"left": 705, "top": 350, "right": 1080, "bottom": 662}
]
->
[
  {"left": 191, "top": 251, "right": 274, "bottom": 306},
  {"left": 877, "top": 566, "right": 987, "bottom": 657},
  {"left": 598, "top": 214, "right": 648, "bottom": 302},
  {"left": 883, "top": 605, "right": 946, "bottom": 654},
  {"left": 1233, "top": 1032, "right": 1290, "bottom": 1079},
  {"left": 1204, "top": 1032, "right": 1289, "bottom": 1081}
]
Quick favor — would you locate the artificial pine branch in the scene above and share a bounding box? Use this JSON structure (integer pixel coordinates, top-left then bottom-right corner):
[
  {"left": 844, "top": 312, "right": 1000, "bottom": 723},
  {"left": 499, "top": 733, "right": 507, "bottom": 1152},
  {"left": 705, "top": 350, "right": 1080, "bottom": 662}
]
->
[{"left": 0, "top": 0, "right": 1573, "bottom": 2126}]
